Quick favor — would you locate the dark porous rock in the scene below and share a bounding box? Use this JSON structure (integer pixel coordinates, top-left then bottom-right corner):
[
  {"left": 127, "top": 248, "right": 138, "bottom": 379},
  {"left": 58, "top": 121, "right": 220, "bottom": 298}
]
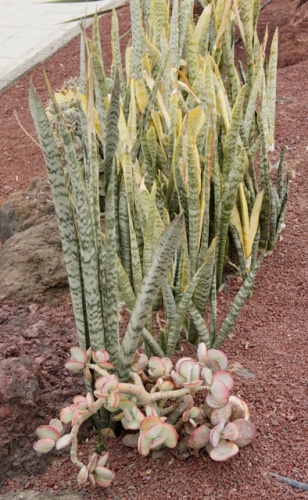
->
[
  {"left": 0, "top": 216, "right": 68, "bottom": 305},
  {"left": 0, "top": 357, "right": 44, "bottom": 484},
  {"left": 0, "top": 177, "right": 54, "bottom": 243}
]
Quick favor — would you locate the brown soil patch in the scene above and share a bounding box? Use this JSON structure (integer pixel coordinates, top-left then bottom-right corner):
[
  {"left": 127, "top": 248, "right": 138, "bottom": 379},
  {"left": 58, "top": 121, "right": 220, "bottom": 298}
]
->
[{"left": 0, "top": 2, "right": 308, "bottom": 499}]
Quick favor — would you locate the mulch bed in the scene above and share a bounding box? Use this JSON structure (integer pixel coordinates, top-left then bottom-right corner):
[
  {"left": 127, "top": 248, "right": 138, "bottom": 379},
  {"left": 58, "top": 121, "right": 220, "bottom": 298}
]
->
[{"left": 0, "top": 1, "right": 308, "bottom": 498}]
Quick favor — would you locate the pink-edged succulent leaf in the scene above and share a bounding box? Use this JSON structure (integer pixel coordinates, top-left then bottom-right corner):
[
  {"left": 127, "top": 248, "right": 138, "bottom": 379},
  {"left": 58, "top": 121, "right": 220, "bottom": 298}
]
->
[
  {"left": 206, "top": 349, "right": 228, "bottom": 370},
  {"left": 138, "top": 433, "right": 155, "bottom": 456},
  {"left": 96, "top": 452, "right": 109, "bottom": 468},
  {"left": 171, "top": 370, "right": 185, "bottom": 387},
  {"left": 69, "top": 346, "right": 88, "bottom": 363},
  {"left": 88, "top": 473, "right": 96, "bottom": 489},
  {"left": 189, "top": 406, "right": 203, "bottom": 421},
  {"left": 94, "top": 375, "right": 119, "bottom": 398},
  {"left": 96, "top": 374, "right": 119, "bottom": 392},
  {"left": 229, "top": 396, "right": 250, "bottom": 421},
  {"left": 209, "top": 440, "right": 239, "bottom": 461},
  {"left": 87, "top": 453, "right": 98, "bottom": 473},
  {"left": 94, "top": 466, "right": 115, "bottom": 482},
  {"left": 210, "top": 403, "right": 232, "bottom": 426},
  {"left": 182, "top": 409, "right": 190, "bottom": 422},
  {"left": 33, "top": 438, "right": 55, "bottom": 453},
  {"left": 177, "top": 395, "right": 195, "bottom": 414},
  {"left": 107, "top": 391, "right": 121, "bottom": 410},
  {"left": 93, "top": 466, "right": 115, "bottom": 488},
  {"left": 207, "top": 380, "right": 230, "bottom": 409},
  {"left": 149, "top": 436, "right": 166, "bottom": 450},
  {"left": 73, "top": 396, "right": 88, "bottom": 413},
  {"left": 157, "top": 377, "right": 176, "bottom": 391},
  {"left": 36, "top": 424, "right": 61, "bottom": 441},
  {"left": 197, "top": 342, "right": 208, "bottom": 364},
  {"left": 203, "top": 358, "right": 220, "bottom": 373},
  {"left": 210, "top": 421, "right": 225, "bottom": 448},
  {"left": 148, "top": 357, "right": 166, "bottom": 378},
  {"left": 60, "top": 405, "right": 74, "bottom": 424},
  {"left": 84, "top": 365, "right": 92, "bottom": 382},
  {"left": 158, "top": 423, "right": 178, "bottom": 449},
  {"left": 65, "top": 347, "right": 89, "bottom": 372},
  {"left": 71, "top": 409, "right": 80, "bottom": 426},
  {"left": 77, "top": 465, "right": 89, "bottom": 487},
  {"left": 176, "top": 357, "right": 196, "bottom": 378},
  {"left": 212, "top": 371, "right": 234, "bottom": 391},
  {"left": 191, "top": 363, "right": 201, "bottom": 382},
  {"left": 185, "top": 419, "right": 197, "bottom": 434},
  {"left": 201, "top": 366, "right": 213, "bottom": 385},
  {"left": 122, "top": 413, "right": 140, "bottom": 430},
  {"left": 232, "top": 419, "right": 257, "bottom": 447},
  {"left": 222, "top": 422, "right": 240, "bottom": 441},
  {"left": 121, "top": 403, "right": 145, "bottom": 430},
  {"left": 145, "top": 404, "right": 159, "bottom": 417},
  {"left": 182, "top": 379, "right": 203, "bottom": 389},
  {"left": 132, "top": 405, "right": 145, "bottom": 423},
  {"left": 55, "top": 433, "right": 73, "bottom": 450},
  {"left": 132, "top": 352, "right": 148, "bottom": 372},
  {"left": 86, "top": 392, "right": 95, "bottom": 408},
  {"left": 162, "top": 357, "right": 173, "bottom": 375},
  {"left": 92, "top": 350, "right": 114, "bottom": 370},
  {"left": 140, "top": 416, "right": 162, "bottom": 432},
  {"left": 73, "top": 395, "right": 87, "bottom": 405},
  {"left": 184, "top": 425, "right": 211, "bottom": 449},
  {"left": 49, "top": 419, "right": 63, "bottom": 434},
  {"left": 65, "top": 360, "right": 85, "bottom": 372}
]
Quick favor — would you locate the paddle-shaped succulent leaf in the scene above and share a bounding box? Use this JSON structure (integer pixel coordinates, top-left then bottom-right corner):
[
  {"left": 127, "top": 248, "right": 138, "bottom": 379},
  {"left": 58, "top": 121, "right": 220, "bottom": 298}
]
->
[
  {"left": 148, "top": 356, "right": 173, "bottom": 379},
  {"left": 77, "top": 452, "right": 115, "bottom": 489},
  {"left": 33, "top": 419, "right": 63, "bottom": 453},
  {"left": 132, "top": 351, "right": 149, "bottom": 372},
  {"left": 120, "top": 401, "right": 145, "bottom": 430},
  {"left": 206, "top": 378, "right": 230, "bottom": 409},
  {"left": 197, "top": 343, "right": 229, "bottom": 372},
  {"left": 229, "top": 395, "right": 250, "bottom": 421},
  {"left": 94, "top": 374, "right": 119, "bottom": 399},
  {"left": 56, "top": 433, "right": 73, "bottom": 451},
  {"left": 171, "top": 357, "right": 203, "bottom": 389},
  {"left": 33, "top": 438, "right": 56, "bottom": 454},
  {"left": 157, "top": 377, "right": 176, "bottom": 391},
  {"left": 232, "top": 418, "right": 257, "bottom": 447},
  {"left": 138, "top": 416, "right": 178, "bottom": 456},
  {"left": 92, "top": 350, "right": 115, "bottom": 370},
  {"left": 65, "top": 346, "right": 91, "bottom": 372},
  {"left": 183, "top": 424, "right": 211, "bottom": 450},
  {"left": 209, "top": 440, "right": 239, "bottom": 461},
  {"left": 210, "top": 402, "right": 233, "bottom": 426}
]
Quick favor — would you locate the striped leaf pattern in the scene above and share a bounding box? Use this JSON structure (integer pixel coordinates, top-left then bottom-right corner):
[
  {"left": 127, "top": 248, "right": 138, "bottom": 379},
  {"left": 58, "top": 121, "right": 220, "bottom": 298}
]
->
[{"left": 32, "top": 0, "right": 285, "bottom": 398}]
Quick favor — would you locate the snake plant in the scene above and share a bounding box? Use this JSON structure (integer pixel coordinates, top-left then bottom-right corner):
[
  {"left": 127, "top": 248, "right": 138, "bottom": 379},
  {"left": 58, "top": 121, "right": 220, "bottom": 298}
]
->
[{"left": 30, "top": 0, "right": 287, "bottom": 424}]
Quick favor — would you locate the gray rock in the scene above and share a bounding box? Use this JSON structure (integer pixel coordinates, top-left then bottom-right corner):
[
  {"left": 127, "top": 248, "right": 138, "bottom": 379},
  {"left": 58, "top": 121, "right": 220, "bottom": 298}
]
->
[
  {"left": 0, "top": 492, "right": 84, "bottom": 499},
  {"left": 0, "top": 215, "right": 68, "bottom": 304},
  {"left": 0, "top": 177, "right": 55, "bottom": 243}
]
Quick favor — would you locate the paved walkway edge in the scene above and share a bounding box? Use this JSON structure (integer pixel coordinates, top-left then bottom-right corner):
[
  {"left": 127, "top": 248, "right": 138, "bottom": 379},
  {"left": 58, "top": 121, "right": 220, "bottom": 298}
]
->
[{"left": 0, "top": 23, "right": 83, "bottom": 93}]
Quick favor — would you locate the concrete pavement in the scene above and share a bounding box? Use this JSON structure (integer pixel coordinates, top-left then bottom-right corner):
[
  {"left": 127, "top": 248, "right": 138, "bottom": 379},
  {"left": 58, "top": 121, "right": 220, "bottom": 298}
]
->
[{"left": 0, "top": 0, "right": 124, "bottom": 92}]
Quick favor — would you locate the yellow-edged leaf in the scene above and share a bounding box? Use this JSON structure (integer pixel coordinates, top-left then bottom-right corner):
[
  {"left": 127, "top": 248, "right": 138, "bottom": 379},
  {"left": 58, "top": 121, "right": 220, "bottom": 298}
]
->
[{"left": 249, "top": 190, "right": 264, "bottom": 253}]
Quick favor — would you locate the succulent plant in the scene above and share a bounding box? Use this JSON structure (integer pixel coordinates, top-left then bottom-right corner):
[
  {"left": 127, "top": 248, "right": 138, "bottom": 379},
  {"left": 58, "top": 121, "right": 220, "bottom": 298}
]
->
[
  {"left": 138, "top": 416, "right": 178, "bottom": 456},
  {"left": 77, "top": 452, "right": 115, "bottom": 489},
  {"left": 171, "top": 357, "right": 203, "bottom": 389},
  {"left": 33, "top": 418, "right": 72, "bottom": 453},
  {"left": 34, "top": 343, "right": 257, "bottom": 488},
  {"left": 148, "top": 356, "right": 173, "bottom": 379}
]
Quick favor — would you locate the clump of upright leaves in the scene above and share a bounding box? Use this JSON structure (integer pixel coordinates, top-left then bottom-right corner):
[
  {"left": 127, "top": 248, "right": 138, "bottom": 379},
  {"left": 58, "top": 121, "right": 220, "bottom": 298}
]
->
[{"left": 30, "top": 0, "right": 286, "bottom": 426}]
